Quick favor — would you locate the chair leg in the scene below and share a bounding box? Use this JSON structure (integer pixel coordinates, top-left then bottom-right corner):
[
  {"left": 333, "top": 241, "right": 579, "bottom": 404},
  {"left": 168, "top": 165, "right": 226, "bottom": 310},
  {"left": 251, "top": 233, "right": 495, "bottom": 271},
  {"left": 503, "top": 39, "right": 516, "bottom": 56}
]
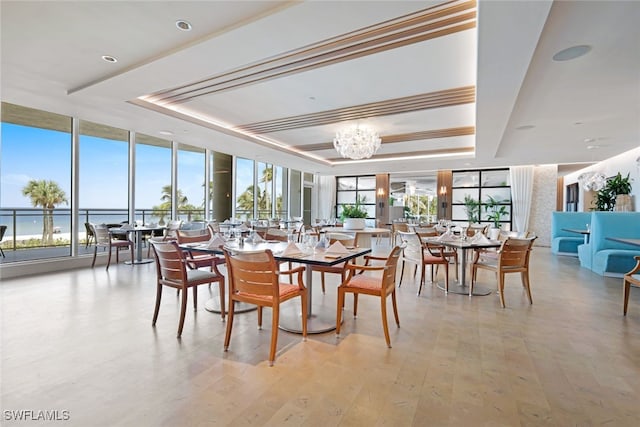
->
[
  {"left": 193, "top": 286, "right": 198, "bottom": 309},
  {"left": 399, "top": 261, "right": 405, "bottom": 286},
  {"left": 353, "top": 294, "right": 359, "bottom": 317},
  {"left": 418, "top": 264, "right": 425, "bottom": 295},
  {"left": 152, "top": 283, "right": 163, "bottom": 326},
  {"left": 498, "top": 273, "right": 506, "bottom": 308},
  {"left": 106, "top": 246, "right": 113, "bottom": 271},
  {"left": 321, "top": 272, "right": 326, "bottom": 293},
  {"left": 218, "top": 279, "right": 226, "bottom": 321},
  {"left": 380, "top": 295, "right": 391, "bottom": 348},
  {"left": 224, "top": 300, "right": 235, "bottom": 351},
  {"left": 257, "top": 306, "right": 263, "bottom": 329},
  {"left": 444, "top": 263, "right": 449, "bottom": 293},
  {"left": 391, "top": 290, "right": 400, "bottom": 327},
  {"left": 336, "top": 288, "right": 345, "bottom": 336},
  {"left": 522, "top": 271, "right": 533, "bottom": 304},
  {"left": 269, "top": 306, "right": 279, "bottom": 366},
  {"left": 177, "top": 286, "right": 188, "bottom": 337},
  {"left": 624, "top": 279, "right": 630, "bottom": 315},
  {"left": 91, "top": 246, "right": 98, "bottom": 268}
]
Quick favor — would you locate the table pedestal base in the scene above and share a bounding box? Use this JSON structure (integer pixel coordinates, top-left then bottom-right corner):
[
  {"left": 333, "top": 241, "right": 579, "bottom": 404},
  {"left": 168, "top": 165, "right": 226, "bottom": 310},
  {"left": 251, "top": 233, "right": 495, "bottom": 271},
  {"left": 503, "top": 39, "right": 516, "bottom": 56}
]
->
[
  {"left": 279, "top": 310, "right": 339, "bottom": 334},
  {"left": 437, "top": 283, "right": 493, "bottom": 296},
  {"left": 204, "top": 298, "right": 256, "bottom": 314},
  {"left": 124, "top": 258, "right": 154, "bottom": 265}
]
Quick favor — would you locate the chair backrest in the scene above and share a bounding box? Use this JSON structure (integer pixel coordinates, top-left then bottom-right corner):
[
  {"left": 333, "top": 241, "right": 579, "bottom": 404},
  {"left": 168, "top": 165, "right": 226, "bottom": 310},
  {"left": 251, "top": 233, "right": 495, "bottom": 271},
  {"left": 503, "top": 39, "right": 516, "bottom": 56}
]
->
[
  {"left": 176, "top": 227, "right": 211, "bottom": 244},
  {"left": 0, "top": 224, "right": 7, "bottom": 240},
  {"left": 91, "top": 224, "right": 112, "bottom": 247},
  {"left": 165, "top": 220, "right": 182, "bottom": 239},
  {"left": 265, "top": 228, "right": 288, "bottom": 242},
  {"left": 151, "top": 241, "right": 187, "bottom": 284},
  {"left": 326, "top": 232, "right": 355, "bottom": 247},
  {"left": 377, "top": 246, "right": 403, "bottom": 294},
  {"left": 498, "top": 237, "right": 536, "bottom": 268},
  {"left": 393, "top": 222, "right": 410, "bottom": 233},
  {"left": 223, "top": 249, "right": 281, "bottom": 300},
  {"left": 414, "top": 227, "right": 438, "bottom": 237},
  {"left": 84, "top": 222, "right": 94, "bottom": 236},
  {"left": 396, "top": 231, "right": 422, "bottom": 264}
]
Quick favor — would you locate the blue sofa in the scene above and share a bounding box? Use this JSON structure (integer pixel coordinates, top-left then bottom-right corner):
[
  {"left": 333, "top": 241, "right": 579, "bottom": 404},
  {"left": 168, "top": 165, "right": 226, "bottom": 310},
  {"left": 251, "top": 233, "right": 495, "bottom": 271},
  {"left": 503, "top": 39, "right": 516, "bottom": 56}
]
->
[
  {"left": 551, "top": 212, "right": 592, "bottom": 256},
  {"left": 577, "top": 211, "right": 640, "bottom": 276}
]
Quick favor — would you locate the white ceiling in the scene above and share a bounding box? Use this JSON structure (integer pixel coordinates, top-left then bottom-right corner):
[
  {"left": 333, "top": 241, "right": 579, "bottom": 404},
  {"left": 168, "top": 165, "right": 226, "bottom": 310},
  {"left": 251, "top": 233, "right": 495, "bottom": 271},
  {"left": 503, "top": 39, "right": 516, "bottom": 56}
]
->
[{"left": 2, "top": 1, "right": 639, "bottom": 176}]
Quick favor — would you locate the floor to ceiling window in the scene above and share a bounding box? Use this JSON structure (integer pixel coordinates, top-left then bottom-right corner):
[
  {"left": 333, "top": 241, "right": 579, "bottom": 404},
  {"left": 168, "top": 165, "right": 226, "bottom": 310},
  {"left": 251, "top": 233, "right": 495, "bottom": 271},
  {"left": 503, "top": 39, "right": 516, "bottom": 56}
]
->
[
  {"left": 0, "top": 103, "right": 72, "bottom": 259},
  {"left": 135, "top": 133, "right": 172, "bottom": 225},
  {"left": 257, "top": 162, "right": 272, "bottom": 219},
  {"left": 235, "top": 157, "right": 255, "bottom": 220},
  {"left": 79, "top": 120, "right": 129, "bottom": 230},
  {"left": 177, "top": 144, "right": 205, "bottom": 222},
  {"left": 274, "top": 165, "right": 287, "bottom": 219}
]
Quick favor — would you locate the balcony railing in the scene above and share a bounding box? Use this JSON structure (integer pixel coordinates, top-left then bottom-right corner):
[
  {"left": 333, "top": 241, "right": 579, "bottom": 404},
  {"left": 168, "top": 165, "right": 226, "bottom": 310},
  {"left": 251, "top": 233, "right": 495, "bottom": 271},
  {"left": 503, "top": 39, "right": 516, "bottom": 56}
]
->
[{"left": 0, "top": 207, "right": 206, "bottom": 263}]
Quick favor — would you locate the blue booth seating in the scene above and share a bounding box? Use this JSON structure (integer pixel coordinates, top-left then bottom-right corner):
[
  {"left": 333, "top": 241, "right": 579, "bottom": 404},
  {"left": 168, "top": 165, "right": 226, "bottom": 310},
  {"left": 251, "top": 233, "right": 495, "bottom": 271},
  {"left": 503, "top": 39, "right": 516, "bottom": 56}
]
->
[
  {"left": 551, "top": 212, "right": 592, "bottom": 256},
  {"left": 577, "top": 211, "right": 640, "bottom": 276}
]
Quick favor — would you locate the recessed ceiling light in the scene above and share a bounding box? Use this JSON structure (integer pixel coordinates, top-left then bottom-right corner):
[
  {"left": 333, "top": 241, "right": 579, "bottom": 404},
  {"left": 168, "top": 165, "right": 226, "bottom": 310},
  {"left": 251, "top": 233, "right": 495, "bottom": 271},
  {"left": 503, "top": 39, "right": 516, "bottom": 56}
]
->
[
  {"left": 515, "top": 125, "right": 535, "bottom": 130},
  {"left": 158, "top": 130, "right": 173, "bottom": 136},
  {"left": 176, "top": 20, "right": 192, "bottom": 31},
  {"left": 586, "top": 145, "right": 600, "bottom": 150},
  {"left": 583, "top": 138, "right": 595, "bottom": 143},
  {"left": 101, "top": 55, "right": 117, "bottom": 63},
  {"left": 552, "top": 45, "right": 591, "bottom": 61}
]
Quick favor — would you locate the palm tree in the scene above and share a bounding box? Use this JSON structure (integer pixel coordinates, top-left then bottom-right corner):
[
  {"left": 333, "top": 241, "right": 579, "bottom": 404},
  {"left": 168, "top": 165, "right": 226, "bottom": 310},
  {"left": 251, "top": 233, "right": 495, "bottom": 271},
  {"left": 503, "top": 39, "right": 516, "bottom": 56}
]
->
[
  {"left": 22, "top": 179, "right": 68, "bottom": 245},
  {"left": 259, "top": 166, "right": 273, "bottom": 215},
  {"left": 152, "top": 185, "right": 190, "bottom": 224}
]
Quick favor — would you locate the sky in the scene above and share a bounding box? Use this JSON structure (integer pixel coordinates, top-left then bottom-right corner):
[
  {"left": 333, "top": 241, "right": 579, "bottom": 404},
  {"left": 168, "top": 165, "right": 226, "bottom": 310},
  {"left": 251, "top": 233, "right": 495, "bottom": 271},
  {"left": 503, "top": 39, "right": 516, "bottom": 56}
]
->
[{"left": 1, "top": 123, "right": 205, "bottom": 209}]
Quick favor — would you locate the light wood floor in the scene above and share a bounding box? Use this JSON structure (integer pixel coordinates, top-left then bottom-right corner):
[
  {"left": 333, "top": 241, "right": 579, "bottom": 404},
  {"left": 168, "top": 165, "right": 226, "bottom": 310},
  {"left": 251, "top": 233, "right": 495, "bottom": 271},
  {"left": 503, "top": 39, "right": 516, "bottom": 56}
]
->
[{"left": 1, "top": 243, "right": 639, "bottom": 426}]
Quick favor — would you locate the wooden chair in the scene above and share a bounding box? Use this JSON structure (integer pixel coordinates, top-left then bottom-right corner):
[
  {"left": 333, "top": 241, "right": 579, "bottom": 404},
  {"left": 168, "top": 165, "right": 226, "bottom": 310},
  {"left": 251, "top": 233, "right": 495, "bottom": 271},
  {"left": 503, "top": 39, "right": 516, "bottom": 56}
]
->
[
  {"left": 471, "top": 237, "right": 536, "bottom": 308},
  {"left": 336, "top": 245, "right": 403, "bottom": 348},
  {"left": 397, "top": 231, "right": 449, "bottom": 295},
  {"left": 84, "top": 222, "right": 95, "bottom": 248},
  {"left": 0, "top": 225, "right": 6, "bottom": 257},
  {"left": 175, "top": 228, "right": 227, "bottom": 320},
  {"left": 623, "top": 256, "right": 640, "bottom": 315},
  {"left": 222, "top": 248, "right": 307, "bottom": 366},
  {"left": 312, "top": 232, "right": 357, "bottom": 293},
  {"left": 90, "top": 223, "right": 134, "bottom": 270},
  {"left": 150, "top": 241, "right": 224, "bottom": 337},
  {"left": 392, "top": 222, "right": 410, "bottom": 245},
  {"left": 147, "top": 219, "right": 182, "bottom": 257}
]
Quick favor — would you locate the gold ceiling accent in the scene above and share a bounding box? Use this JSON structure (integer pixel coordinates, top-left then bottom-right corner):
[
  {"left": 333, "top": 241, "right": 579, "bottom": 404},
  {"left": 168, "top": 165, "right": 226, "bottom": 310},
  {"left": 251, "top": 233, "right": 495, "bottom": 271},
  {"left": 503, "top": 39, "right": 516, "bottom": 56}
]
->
[
  {"left": 145, "top": 0, "right": 477, "bottom": 103},
  {"left": 295, "top": 126, "right": 475, "bottom": 152},
  {"left": 235, "top": 86, "right": 475, "bottom": 134},
  {"left": 328, "top": 146, "right": 475, "bottom": 162}
]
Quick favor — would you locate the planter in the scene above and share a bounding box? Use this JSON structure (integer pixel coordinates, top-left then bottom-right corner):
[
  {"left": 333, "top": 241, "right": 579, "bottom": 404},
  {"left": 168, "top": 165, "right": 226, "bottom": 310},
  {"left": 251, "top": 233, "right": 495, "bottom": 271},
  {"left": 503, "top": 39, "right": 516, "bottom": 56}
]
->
[
  {"left": 343, "top": 218, "right": 366, "bottom": 230},
  {"left": 488, "top": 227, "right": 501, "bottom": 240},
  {"left": 614, "top": 194, "right": 633, "bottom": 212}
]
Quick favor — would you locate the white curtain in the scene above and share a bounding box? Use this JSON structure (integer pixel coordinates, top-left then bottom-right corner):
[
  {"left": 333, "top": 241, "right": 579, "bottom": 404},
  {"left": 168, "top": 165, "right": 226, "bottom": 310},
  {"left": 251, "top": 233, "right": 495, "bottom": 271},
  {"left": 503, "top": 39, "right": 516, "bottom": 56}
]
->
[
  {"left": 317, "top": 175, "right": 336, "bottom": 220},
  {"left": 509, "top": 166, "right": 534, "bottom": 233}
]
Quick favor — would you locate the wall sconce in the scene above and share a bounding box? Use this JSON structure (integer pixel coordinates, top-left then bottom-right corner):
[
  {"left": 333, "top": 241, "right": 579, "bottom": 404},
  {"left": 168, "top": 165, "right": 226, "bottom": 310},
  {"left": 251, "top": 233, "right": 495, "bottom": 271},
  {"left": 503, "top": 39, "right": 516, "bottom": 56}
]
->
[
  {"left": 439, "top": 185, "right": 448, "bottom": 217},
  {"left": 377, "top": 187, "right": 385, "bottom": 209}
]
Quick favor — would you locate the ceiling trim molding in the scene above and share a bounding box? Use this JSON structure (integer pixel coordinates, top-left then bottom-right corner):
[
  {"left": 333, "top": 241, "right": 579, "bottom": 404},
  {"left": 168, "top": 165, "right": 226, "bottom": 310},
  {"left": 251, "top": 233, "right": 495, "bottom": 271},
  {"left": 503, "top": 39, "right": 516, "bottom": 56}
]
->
[
  {"left": 297, "top": 126, "right": 476, "bottom": 152},
  {"left": 145, "top": 0, "right": 477, "bottom": 103},
  {"left": 235, "top": 86, "right": 475, "bottom": 134},
  {"left": 329, "top": 146, "right": 475, "bottom": 163}
]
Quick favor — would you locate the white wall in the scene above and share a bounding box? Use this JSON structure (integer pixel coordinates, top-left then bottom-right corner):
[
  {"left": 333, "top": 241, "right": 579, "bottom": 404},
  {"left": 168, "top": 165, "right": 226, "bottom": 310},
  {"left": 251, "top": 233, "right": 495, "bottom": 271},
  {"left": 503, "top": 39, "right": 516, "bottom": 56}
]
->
[{"left": 564, "top": 146, "right": 640, "bottom": 212}]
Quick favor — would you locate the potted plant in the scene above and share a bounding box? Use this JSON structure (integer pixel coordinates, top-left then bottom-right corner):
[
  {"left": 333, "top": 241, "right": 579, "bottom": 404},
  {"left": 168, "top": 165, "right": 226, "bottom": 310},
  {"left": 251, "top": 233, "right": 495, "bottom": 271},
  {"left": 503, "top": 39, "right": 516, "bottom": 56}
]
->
[
  {"left": 593, "top": 172, "right": 633, "bottom": 211},
  {"left": 340, "top": 196, "right": 368, "bottom": 230},
  {"left": 485, "top": 195, "right": 509, "bottom": 228},
  {"left": 462, "top": 195, "right": 480, "bottom": 224}
]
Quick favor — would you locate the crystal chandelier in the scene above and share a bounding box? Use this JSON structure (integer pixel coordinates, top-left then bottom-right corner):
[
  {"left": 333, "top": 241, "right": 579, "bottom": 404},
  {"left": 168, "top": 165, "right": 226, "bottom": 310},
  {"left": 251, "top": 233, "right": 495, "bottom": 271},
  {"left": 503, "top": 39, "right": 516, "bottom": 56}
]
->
[
  {"left": 333, "top": 125, "right": 381, "bottom": 159},
  {"left": 578, "top": 171, "right": 607, "bottom": 191}
]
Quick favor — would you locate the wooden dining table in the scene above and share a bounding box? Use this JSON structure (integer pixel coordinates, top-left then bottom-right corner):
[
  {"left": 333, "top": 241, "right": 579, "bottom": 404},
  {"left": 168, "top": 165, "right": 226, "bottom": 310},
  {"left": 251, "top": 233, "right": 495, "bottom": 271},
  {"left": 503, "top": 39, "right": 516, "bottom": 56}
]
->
[
  {"left": 180, "top": 240, "right": 371, "bottom": 334},
  {"left": 422, "top": 237, "right": 502, "bottom": 296}
]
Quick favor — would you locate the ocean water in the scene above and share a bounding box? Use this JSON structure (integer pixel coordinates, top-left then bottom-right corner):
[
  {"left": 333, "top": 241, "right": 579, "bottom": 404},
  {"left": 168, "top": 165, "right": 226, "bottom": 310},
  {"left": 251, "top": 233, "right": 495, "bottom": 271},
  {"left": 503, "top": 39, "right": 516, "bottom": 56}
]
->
[{"left": 0, "top": 209, "right": 161, "bottom": 237}]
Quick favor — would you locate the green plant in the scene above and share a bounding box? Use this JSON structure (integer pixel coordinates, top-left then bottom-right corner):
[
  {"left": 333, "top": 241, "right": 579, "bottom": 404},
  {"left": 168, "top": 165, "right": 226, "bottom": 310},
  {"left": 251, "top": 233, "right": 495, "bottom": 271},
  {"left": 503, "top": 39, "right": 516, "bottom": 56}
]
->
[
  {"left": 593, "top": 172, "right": 632, "bottom": 211},
  {"left": 340, "top": 195, "right": 368, "bottom": 219},
  {"left": 462, "top": 195, "right": 480, "bottom": 224},
  {"left": 485, "top": 195, "right": 508, "bottom": 228}
]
